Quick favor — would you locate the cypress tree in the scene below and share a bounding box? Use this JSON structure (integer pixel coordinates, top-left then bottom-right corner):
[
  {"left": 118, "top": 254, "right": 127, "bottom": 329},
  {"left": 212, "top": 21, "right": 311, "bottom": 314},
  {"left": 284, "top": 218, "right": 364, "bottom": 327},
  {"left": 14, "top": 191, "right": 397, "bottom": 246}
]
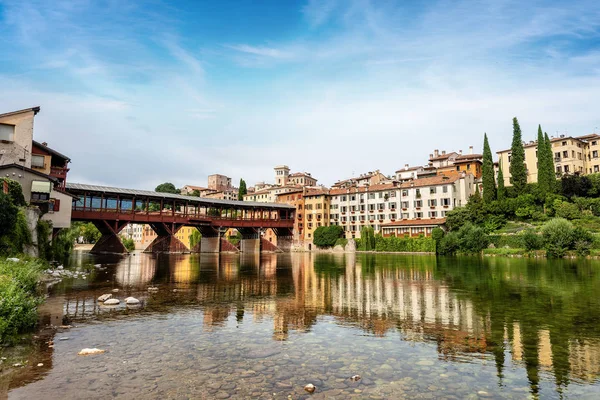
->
[
  {"left": 238, "top": 179, "right": 247, "bottom": 200},
  {"left": 544, "top": 132, "right": 556, "bottom": 194},
  {"left": 497, "top": 164, "right": 506, "bottom": 200},
  {"left": 536, "top": 125, "right": 549, "bottom": 196},
  {"left": 482, "top": 133, "right": 497, "bottom": 202},
  {"left": 509, "top": 117, "right": 527, "bottom": 194}
]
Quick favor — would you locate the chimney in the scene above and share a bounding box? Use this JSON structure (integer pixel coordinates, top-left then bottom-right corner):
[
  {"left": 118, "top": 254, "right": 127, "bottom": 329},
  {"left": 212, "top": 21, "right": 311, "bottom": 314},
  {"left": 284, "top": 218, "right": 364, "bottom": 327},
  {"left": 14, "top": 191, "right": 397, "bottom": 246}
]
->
[
  {"left": 442, "top": 150, "right": 446, "bottom": 155},
  {"left": 42, "top": 142, "right": 48, "bottom": 146},
  {"left": 459, "top": 149, "right": 463, "bottom": 155},
  {"left": 434, "top": 149, "right": 439, "bottom": 157},
  {"left": 404, "top": 164, "right": 409, "bottom": 170},
  {"left": 469, "top": 146, "right": 473, "bottom": 154},
  {"left": 429, "top": 153, "right": 434, "bottom": 159}
]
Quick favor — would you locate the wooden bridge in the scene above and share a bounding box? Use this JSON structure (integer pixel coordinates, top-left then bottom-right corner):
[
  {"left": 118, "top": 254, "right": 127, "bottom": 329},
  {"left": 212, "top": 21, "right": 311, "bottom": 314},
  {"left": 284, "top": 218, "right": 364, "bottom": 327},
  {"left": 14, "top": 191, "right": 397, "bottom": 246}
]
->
[{"left": 65, "top": 183, "right": 295, "bottom": 254}]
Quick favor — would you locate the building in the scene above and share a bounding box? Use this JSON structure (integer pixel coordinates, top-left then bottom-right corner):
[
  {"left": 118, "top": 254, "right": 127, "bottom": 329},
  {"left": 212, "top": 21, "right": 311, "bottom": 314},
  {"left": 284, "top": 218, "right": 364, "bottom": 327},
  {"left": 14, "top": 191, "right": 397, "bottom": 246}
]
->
[
  {"left": 276, "top": 188, "right": 305, "bottom": 242},
  {"left": 208, "top": 174, "right": 232, "bottom": 192},
  {"left": 0, "top": 107, "right": 73, "bottom": 230},
  {"left": 395, "top": 165, "right": 425, "bottom": 181},
  {"left": 243, "top": 185, "right": 303, "bottom": 203},
  {"left": 181, "top": 185, "right": 207, "bottom": 195},
  {"left": 274, "top": 165, "right": 290, "bottom": 186},
  {"left": 496, "top": 134, "right": 600, "bottom": 186},
  {"left": 303, "top": 188, "right": 330, "bottom": 247},
  {"left": 428, "top": 150, "right": 459, "bottom": 168},
  {"left": 330, "top": 174, "right": 476, "bottom": 239},
  {"left": 438, "top": 153, "right": 483, "bottom": 179},
  {"left": 381, "top": 218, "right": 447, "bottom": 237},
  {"left": 287, "top": 172, "right": 317, "bottom": 187},
  {"left": 332, "top": 170, "right": 390, "bottom": 189}
]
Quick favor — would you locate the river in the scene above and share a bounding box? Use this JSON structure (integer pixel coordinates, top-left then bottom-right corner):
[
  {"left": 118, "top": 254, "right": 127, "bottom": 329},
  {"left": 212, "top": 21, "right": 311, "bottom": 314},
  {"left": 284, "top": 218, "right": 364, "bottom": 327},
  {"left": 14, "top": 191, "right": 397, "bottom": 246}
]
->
[{"left": 2, "top": 252, "right": 600, "bottom": 399}]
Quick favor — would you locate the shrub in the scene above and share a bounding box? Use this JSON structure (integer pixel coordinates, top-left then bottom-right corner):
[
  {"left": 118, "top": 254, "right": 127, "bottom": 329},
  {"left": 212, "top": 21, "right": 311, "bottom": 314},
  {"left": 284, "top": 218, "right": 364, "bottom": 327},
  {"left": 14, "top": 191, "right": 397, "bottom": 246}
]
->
[
  {"left": 572, "top": 227, "right": 594, "bottom": 256},
  {"left": 122, "top": 237, "right": 135, "bottom": 252},
  {"left": 0, "top": 178, "right": 26, "bottom": 207},
  {"left": 457, "top": 223, "right": 489, "bottom": 254},
  {"left": 313, "top": 225, "right": 344, "bottom": 248},
  {"left": 554, "top": 200, "right": 581, "bottom": 220},
  {"left": 541, "top": 218, "right": 574, "bottom": 258},
  {"left": 437, "top": 232, "right": 460, "bottom": 255},
  {"left": 520, "top": 229, "right": 543, "bottom": 251},
  {"left": 0, "top": 192, "right": 18, "bottom": 238},
  {"left": 373, "top": 235, "right": 435, "bottom": 252},
  {"left": 0, "top": 259, "right": 45, "bottom": 344},
  {"left": 334, "top": 238, "right": 348, "bottom": 248}
]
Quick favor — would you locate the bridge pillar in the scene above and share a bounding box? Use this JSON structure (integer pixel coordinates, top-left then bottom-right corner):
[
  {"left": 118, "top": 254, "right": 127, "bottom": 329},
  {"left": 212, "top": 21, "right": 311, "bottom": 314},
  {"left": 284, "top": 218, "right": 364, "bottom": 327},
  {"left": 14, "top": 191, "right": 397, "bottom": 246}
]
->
[
  {"left": 201, "top": 236, "right": 221, "bottom": 253},
  {"left": 238, "top": 228, "right": 261, "bottom": 253},
  {"left": 144, "top": 223, "right": 188, "bottom": 254},
  {"left": 90, "top": 220, "right": 129, "bottom": 254},
  {"left": 273, "top": 227, "right": 293, "bottom": 252}
]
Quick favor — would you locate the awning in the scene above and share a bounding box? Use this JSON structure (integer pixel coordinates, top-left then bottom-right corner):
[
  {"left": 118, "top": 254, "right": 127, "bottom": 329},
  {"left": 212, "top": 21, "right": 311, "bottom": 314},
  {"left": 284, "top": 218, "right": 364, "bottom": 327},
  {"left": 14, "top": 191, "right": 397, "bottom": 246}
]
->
[{"left": 32, "top": 180, "right": 52, "bottom": 193}]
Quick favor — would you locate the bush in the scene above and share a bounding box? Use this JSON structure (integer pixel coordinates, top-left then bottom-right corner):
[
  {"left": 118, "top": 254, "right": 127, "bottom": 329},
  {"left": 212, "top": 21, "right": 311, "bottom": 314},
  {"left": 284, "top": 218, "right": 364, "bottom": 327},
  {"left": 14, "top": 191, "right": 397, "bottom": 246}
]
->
[
  {"left": 541, "top": 218, "right": 575, "bottom": 258},
  {"left": 122, "top": 237, "right": 135, "bottom": 252},
  {"left": 457, "top": 223, "right": 489, "bottom": 254},
  {"left": 0, "top": 258, "right": 45, "bottom": 344},
  {"left": 313, "top": 225, "right": 345, "bottom": 248},
  {"left": 373, "top": 235, "right": 435, "bottom": 252},
  {"left": 0, "top": 178, "right": 26, "bottom": 207},
  {"left": 520, "top": 229, "right": 543, "bottom": 251},
  {"left": 0, "top": 192, "right": 18, "bottom": 239},
  {"left": 334, "top": 238, "right": 348, "bottom": 248},
  {"left": 554, "top": 200, "right": 581, "bottom": 220},
  {"left": 572, "top": 227, "right": 593, "bottom": 256},
  {"left": 437, "top": 232, "right": 460, "bottom": 255}
]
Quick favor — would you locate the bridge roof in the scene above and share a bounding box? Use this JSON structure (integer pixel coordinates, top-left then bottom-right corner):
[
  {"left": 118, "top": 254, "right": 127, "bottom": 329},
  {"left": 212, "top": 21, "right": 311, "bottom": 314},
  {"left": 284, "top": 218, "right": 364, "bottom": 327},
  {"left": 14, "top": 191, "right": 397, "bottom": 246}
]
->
[{"left": 66, "top": 183, "right": 294, "bottom": 210}]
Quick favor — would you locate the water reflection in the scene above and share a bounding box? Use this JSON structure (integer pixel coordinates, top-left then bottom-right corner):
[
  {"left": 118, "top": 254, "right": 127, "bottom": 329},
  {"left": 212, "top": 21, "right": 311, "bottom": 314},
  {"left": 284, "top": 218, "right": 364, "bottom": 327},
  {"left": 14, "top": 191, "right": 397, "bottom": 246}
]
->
[{"left": 6, "top": 252, "right": 600, "bottom": 398}]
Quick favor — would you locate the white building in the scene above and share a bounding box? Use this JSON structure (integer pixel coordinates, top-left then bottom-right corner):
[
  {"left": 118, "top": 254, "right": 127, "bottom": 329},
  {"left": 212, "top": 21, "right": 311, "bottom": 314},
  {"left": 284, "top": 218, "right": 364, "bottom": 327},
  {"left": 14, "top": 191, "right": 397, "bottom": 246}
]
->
[{"left": 329, "top": 174, "right": 476, "bottom": 238}]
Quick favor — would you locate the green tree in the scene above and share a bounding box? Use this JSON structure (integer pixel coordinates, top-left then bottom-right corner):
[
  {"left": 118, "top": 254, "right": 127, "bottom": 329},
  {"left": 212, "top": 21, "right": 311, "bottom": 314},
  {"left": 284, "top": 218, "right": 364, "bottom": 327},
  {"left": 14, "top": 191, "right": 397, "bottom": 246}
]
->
[
  {"left": 122, "top": 237, "right": 135, "bottom": 252},
  {"left": 497, "top": 164, "right": 506, "bottom": 200},
  {"left": 544, "top": 132, "right": 555, "bottom": 194},
  {"left": 537, "top": 125, "right": 550, "bottom": 197},
  {"left": 238, "top": 179, "right": 247, "bottom": 200},
  {"left": 313, "top": 225, "right": 344, "bottom": 248},
  {"left": 189, "top": 230, "right": 202, "bottom": 249},
  {"left": 0, "top": 178, "right": 26, "bottom": 206},
  {"left": 359, "top": 226, "right": 376, "bottom": 251},
  {"left": 482, "top": 133, "right": 497, "bottom": 202},
  {"left": 189, "top": 189, "right": 201, "bottom": 197},
  {"left": 155, "top": 182, "right": 179, "bottom": 194},
  {"left": 509, "top": 117, "right": 527, "bottom": 194}
]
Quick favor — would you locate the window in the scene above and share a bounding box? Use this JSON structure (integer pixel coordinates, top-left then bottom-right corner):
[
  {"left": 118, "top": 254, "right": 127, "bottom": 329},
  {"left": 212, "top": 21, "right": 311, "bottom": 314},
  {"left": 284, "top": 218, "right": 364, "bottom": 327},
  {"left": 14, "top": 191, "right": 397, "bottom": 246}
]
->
[
  {"left": 593, "top": 151, "right": 598, "bottom": 158},
  {"left": 555, "top": 152, "right": 560, "bottom": 160},
  {"left": 0, "top": 123, "right": 15, "bottom": 141},
  {"left": 443, "top": 186, "right": 448, "bottom": 193},
  {"left": 416, "top": 189, "right": 421, "bottom": 198},
  {"left": 390, "top": 213, "right": 397, "bottom": 220},
  {"left": 563, "top": 151, "right": 568, "bottom": 158},
  {"left": 441, "top": 198, "right": 451, "bottom": 206},
  {"left": 377, "top": 203, "right": 385, "bottom": 210},
  {"left": 414, "top": 200, "right": 423, "bottom": 208},
  {"left": 389, "top": 202, "right": 396, "bottom": 210},
  {"left": 368, "top": 193, "right": 376, "bottom": 199},
  {"left": 31, "top": 155, "right": 45, "bottom": 168},
  {"left": 430, "top": 187, "right": 436, "bottom": 194},
  {"left": 401, "top": 201, "right": 409, "bottom": 209},
  {"left": 562, "top": 141, "right": 567, "bottom": 146},
  {"left": 564, "top": 165, "right": 570, "bottom": 173},
  {"left": 428, "top": 199, "right": 437, "bottom": 207},
  {"left": 429, "top": 211, "right": 437, "bottom": 218},
  {"left": 595, "top": 165, "right": 599, "bottom": 173},
  {"left": 414, "top": 212, "right": 423, "bottom": 218},
  {"left": 402, "top": 213, "right": 409, "bottom": 219},
  {"left": 401, "top": 190, "right": 409, "bottom": 197},
  {"left": 556, "top": 166, "right": 562, "bottom": 173}
]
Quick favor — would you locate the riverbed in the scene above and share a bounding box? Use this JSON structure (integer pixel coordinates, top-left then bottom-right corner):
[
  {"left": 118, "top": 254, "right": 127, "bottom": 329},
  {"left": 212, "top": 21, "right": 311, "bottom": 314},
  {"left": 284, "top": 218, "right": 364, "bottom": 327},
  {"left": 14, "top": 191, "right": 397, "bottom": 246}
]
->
[{"left": 2, "top": 251, "right": 600, "bottom": 399}]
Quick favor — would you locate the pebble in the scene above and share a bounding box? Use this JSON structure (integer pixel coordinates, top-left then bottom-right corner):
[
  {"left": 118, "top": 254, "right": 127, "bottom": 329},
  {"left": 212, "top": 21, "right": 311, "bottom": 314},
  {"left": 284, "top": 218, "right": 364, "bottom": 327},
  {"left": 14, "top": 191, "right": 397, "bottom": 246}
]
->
[
  {"left": 97, "top": 294, "right": 112, "bottom": 302},
  {"left": 304, "top": 383, "right": 316, "bottom": 393},
  {"left": 125, "top": 297, "right": 140, "bottom": 305},
  {"left": 350, "top": 375, "right": 361, "bottom": 381},
  {"left": 37, "top": 363, "right": 44, "bottom": 367},
  {"left": 59, "top": 337, "right": 70, "bottom": 341},
  {"left": 78, "top": 348, "right": 105, "bottom": 356},
  {"left": 112, "top": 288, "right": 119, "bottom": 293},
  {"left": 13, "top": 363, "right": 22, "bottom": 367}
]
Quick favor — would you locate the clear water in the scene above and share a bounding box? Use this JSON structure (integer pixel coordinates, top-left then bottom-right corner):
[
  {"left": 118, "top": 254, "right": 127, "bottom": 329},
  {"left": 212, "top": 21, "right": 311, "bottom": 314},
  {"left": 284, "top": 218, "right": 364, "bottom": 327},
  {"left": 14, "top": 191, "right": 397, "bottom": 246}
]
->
[{"left": 2, "top": 252, "right": 600, "bottom": 399}]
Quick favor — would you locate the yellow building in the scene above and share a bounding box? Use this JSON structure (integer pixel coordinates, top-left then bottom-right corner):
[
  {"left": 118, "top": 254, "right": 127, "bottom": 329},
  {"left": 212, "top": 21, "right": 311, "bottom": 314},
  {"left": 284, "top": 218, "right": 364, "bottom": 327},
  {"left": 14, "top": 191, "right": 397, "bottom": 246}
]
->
[
  {"left": 303, "top": 188, "right": 330, "bottom": 248},
  {"left": 175, "top": 226, "right": 198, "bottom": 250},
  {"left": 496, "top": 134, "right": 600, "bottom": 186}
]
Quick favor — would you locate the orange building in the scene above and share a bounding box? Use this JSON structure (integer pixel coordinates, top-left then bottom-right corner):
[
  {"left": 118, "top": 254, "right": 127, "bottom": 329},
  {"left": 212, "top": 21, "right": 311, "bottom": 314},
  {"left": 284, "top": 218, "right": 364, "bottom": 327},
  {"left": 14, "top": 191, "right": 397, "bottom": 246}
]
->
[{"left": 438, "top": 153, "right": 483, "bottom": 179}]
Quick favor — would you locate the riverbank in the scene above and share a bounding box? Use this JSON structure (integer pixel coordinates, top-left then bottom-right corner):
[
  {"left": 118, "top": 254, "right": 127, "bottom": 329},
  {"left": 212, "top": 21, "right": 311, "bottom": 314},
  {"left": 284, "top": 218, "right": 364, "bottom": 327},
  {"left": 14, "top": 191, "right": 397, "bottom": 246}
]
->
[{"left": 0, "top": 258, "right": 46, "bottom": 345}]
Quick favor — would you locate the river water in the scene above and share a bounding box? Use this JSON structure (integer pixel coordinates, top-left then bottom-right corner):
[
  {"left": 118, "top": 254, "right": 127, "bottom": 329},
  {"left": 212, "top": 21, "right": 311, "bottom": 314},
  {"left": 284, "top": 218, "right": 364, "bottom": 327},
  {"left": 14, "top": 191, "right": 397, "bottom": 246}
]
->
[{"left": 2, "top": 252, "right": 600, "bottom": 399}]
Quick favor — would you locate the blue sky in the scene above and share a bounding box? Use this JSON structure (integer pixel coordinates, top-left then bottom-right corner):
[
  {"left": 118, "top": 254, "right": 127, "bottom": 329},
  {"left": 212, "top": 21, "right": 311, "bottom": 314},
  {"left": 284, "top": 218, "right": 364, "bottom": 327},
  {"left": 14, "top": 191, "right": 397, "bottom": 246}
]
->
[{"left": 1, "top": 0, "right": 599, "bottom": 189}]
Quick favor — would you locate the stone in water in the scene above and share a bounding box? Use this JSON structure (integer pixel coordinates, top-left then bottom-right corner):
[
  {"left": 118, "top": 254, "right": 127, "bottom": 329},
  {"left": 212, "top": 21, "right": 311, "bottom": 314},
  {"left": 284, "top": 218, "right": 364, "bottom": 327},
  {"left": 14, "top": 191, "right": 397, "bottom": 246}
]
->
[
  {"left": 304, "top": 384, "right": 316, "bottom": 393},
  {"left": 350, "top": 375, "right": 361, "bottom": 381},
  {"left": 125, "top": 297, "right": 140, "bottom": 305},
  {"left": 78, "top": 348, "right": 105, "bottom": 356},
  {"left": 103, "top": 298, "right": 120, "bottom": 305},
  {"left": 97, "top": 294, "right": 112, "bottom": 302}
]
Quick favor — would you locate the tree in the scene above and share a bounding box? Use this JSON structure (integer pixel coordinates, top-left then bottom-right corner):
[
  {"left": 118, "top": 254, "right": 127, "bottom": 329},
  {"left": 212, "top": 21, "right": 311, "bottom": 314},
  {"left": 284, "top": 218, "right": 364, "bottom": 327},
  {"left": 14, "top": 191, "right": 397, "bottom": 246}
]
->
[
  {"left": 509, "top": 117, "right": 527, "bottom": 194},
  {"left": 482, "top": 133, "right": 497, "bottom": 202},
  {"left": 313, "top": 226, "right": 344, "bottom": 248},
  {"left": 155, "top": 182, "right": 179, "bottom": 194},
  {"left": 359, "top": 226, "right": 376, "bottom": 251},
  {"left": 497, "top": 164, "right": 506, "bottom": 200},
  {"left": 238, "top": 179, "right": 247, "bottom": 200},
  {"left": 544, "top": 132, "right": 556, "bottom": 194},
  {"left": 537, "top": 125, "right": 550, "bottom": 196},
  {"left": 189, "top": 190, "right": 200, "bottom": 197}
]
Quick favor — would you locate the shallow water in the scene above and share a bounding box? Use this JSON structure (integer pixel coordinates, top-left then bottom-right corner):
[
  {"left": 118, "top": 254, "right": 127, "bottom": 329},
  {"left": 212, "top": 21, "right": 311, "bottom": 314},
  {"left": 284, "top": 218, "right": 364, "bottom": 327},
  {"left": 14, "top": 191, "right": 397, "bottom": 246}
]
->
[{"left": 3, "top": 252, "right": 600, "bottom": 399}]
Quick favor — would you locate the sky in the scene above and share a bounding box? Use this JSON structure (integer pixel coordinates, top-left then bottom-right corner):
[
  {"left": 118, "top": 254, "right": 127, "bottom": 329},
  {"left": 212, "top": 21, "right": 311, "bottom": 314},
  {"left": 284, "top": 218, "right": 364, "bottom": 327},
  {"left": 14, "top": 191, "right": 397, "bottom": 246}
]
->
[{"left": 1, "top": 0, "right": 599, "bottom": 189}]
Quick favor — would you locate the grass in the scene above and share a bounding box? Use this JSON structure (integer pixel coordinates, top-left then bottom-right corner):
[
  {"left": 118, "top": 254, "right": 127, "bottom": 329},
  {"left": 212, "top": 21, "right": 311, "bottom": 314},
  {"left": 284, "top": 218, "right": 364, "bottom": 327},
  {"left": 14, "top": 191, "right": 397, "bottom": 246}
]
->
[
  {"left": 0, "top": 258, "right": 45, "bottom": 345},
  {"left": 483, "top": 248, "right": 529, "bottom": 256},
  {"left": 494, "top": 221, "right": 532, "bottom": 234}
]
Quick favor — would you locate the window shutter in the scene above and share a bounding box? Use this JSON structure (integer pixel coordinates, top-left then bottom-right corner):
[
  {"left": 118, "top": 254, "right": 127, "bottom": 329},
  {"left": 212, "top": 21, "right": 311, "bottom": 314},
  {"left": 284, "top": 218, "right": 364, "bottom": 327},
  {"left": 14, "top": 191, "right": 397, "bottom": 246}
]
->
[{"left": 54, "top": 198, "right": 61, "bottom": 211}]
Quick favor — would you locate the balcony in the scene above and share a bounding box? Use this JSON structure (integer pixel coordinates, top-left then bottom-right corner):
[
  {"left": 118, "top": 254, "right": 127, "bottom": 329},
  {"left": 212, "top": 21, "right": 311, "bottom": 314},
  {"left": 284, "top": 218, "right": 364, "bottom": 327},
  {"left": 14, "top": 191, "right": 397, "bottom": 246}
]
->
[
  {"left": 554, "top": 157, "right": 561, "bottom": 162},
  {"left": 50, "top": 166, "right": 69, "bottom": 180}
]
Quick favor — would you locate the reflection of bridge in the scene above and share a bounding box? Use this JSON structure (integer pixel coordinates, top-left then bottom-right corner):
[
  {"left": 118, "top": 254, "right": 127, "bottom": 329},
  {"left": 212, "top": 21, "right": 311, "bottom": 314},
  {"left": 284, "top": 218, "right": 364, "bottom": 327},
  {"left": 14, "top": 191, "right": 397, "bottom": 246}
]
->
[{"left": 66, "top": 183, "right": 295, "bottom": 254}]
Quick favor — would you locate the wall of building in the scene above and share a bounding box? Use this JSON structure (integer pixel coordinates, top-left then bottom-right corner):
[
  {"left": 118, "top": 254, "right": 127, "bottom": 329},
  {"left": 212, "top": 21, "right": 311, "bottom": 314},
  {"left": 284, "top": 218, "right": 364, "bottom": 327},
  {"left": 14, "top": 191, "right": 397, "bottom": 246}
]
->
[{"left": 0, "top": 110, "right": 36, "bottom": 168}]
